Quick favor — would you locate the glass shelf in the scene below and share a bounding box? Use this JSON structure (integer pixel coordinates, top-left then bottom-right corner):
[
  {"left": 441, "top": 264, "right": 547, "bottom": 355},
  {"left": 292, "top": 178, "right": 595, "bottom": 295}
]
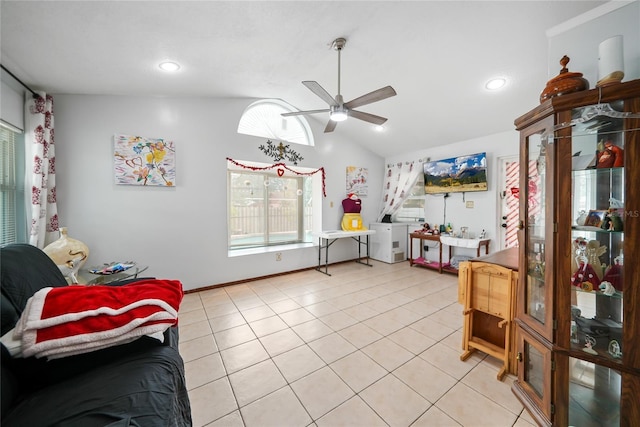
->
[
  {"left": 572, "top": 226, "right": 623, "bottom": 234},
  {"left": 572, "top": 286, "right": 623, "bottom": 300}
]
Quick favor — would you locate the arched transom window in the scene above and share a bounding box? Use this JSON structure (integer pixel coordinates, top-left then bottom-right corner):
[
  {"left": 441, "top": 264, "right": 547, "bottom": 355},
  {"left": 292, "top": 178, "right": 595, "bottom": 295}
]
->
[{"left": 237, "top": 99, "right": 314, "bottom": 147}]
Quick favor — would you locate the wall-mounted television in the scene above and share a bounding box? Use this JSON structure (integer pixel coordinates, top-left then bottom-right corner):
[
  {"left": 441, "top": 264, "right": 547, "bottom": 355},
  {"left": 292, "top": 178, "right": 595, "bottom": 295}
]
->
[{"left": 423, "top": 152, "right": 488, "bottom": 194}]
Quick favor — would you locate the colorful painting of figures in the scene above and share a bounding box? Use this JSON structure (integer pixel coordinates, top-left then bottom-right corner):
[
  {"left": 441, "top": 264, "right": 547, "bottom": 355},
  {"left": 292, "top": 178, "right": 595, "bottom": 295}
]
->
[
  {"left": 114, "top": 134, "right": 175, "bottom": 186},
  {"left": 346, "top": 166, "right": 368, "bottom": 196}
]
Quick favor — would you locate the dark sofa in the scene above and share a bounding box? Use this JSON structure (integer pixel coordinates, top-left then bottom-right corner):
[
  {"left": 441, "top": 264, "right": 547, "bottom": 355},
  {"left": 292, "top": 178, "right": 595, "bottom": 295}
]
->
[{"left": 1, "top": 244, "right": 192, "bottom": 426}]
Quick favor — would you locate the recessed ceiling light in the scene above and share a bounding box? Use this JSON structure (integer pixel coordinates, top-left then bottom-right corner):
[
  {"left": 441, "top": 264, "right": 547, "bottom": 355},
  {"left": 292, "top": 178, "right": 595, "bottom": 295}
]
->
[
  {"left": 374, "top": 125, "right": 385, "bottom": 132},
  {"left": 159, "top": 61, "right": 180, "bottom": 72},
  {"left": 485, "top": 77, "right": 507, "bottom": 90}
]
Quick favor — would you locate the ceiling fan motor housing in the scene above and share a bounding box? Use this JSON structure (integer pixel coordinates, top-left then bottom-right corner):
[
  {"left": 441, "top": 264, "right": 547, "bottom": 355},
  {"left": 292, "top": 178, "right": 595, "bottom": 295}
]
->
[{"left": 330, "top": 104, "right": 348, "bottom": 121}]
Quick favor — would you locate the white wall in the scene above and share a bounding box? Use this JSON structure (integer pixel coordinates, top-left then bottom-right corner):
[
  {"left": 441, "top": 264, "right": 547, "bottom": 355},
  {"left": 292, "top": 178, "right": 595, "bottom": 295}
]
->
[
  {"left": 385, "top": 130, "right": 520, "bottom": 260},
  {"left": 53, "top": 95, "right": 383, "bottom": 291},
  {"left": 547, "top": 0, "right": 639, "bottom": 85}
]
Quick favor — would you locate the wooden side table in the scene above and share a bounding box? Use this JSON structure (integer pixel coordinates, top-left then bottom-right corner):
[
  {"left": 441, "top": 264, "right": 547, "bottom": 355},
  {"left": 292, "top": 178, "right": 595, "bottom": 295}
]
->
[{"left": 409, "top": 232, "right": 490, "bottom": 274}]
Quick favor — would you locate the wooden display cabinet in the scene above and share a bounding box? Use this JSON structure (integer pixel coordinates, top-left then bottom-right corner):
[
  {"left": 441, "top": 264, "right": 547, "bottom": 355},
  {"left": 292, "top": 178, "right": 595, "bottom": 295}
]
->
[{"left": 512, "top": 79, "right": 640, "bottom": 426}]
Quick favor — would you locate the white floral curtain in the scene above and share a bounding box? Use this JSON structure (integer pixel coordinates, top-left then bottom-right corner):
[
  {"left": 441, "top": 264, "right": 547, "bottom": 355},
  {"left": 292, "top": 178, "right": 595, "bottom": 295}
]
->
[
  {"left": 377, "top": 161, "right": 422, "bottom": 222},
  {"left": 26, "top": 92, "right": 59, "bottom": 248}
]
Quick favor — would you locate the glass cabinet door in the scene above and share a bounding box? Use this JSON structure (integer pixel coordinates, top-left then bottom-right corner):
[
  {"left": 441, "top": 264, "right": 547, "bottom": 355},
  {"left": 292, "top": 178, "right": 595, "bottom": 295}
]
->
[
  {"left": 516, "top": 326, "right": 553, "bottom": 422},
  {"left": 566, "top": 102, "right": 626, "bottom": 425},
  {"left": 569, "top": 102, "right": 625, "bottom": 367},
  {"left": 520, "top": 129, "right": 554, "bottom": 340}
]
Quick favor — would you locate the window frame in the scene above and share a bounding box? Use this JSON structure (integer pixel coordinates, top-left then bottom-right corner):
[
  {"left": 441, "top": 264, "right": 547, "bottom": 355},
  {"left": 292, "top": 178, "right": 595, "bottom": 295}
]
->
[
  {"left": 0, "top": 125, "right": 26, "bottom": 245},
  {"left": 237, "top": 99, "right": 315, "bottom": 147},
  {"left": 227, "top": 164, "right": 316, "bottom": 251}
]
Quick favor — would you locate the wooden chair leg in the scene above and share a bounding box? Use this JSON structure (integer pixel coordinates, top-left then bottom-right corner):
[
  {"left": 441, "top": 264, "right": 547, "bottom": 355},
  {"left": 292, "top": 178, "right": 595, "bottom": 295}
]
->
[{"left": 497, "top": 366, "right": 507, "bottom": 381}]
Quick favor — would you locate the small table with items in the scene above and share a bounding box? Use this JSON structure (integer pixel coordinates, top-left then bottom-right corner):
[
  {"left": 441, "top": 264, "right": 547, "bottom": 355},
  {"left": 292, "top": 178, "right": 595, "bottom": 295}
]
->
[
  {"left": 84, "top": 262, "right": 149, "bottom": 285},
  {"left": 409, "top": 232, "right": 490, "bottom": 274}
]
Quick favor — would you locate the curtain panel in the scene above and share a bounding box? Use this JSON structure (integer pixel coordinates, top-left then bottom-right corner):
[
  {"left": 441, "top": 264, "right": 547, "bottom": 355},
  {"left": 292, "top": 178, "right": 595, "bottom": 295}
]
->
[
  {"left": 377, "top": 161, "right": 421, "bottom": 222},
  {"left": 26, "top": 92, "right": 58, "bottom": 247}
]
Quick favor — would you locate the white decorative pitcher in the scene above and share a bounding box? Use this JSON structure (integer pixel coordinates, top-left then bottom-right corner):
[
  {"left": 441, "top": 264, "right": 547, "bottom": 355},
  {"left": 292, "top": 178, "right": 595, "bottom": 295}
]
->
[
  {"left": 576, "top": 210, "right": 588, "bottom": 226},
  {"left": 43, "top": 227, "right": 89, "bottom": 283}
]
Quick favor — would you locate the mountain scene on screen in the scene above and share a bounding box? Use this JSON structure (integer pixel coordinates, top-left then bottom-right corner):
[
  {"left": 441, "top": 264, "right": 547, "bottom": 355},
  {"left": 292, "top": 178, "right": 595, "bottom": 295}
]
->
[{"left": 423, "top": 152, "right": 488, "bottom": 194}]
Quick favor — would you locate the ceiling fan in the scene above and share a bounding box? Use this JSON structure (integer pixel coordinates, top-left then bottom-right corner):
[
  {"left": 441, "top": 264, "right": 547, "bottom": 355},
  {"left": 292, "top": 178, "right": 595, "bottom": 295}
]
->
[{"left": 282, "top": 37, "right": 397, "bottom": 133}]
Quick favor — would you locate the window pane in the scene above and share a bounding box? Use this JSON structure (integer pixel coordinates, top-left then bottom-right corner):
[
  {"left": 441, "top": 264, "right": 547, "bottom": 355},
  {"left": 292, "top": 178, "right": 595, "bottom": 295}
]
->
[
  {"left": 0, "top": 127, "right": 23, "bottom": 245},
  {"left": 228, "top": 168, "right": 313, "bottom": 250},
  {"left": 302, "top": 177, "right": 313, "bottom": 242},
  {"left": 237, "top": 99, "right": 314, "bottom": 147},
  {"left": 267, "top": 177, "right": 300, "bottom": 244},
  {"left": 229, "top": 172, "right": 266, "bottom": 248},
  {"left": 0, "top": 127, "right": 17, "bottom": 245},
  {"left": 393, "top": 174, "right": 425, "bottom": 222}
]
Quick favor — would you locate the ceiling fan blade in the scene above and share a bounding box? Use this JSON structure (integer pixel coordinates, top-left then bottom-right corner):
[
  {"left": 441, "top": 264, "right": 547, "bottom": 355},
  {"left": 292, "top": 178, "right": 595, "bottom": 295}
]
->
[
  {"left": 349, "top": 110, "right": 388, "bottom": 126},
  {"left": 344, "top": 86, "right": 397, "bottom": 109},
  {"left": 303, "top": 81, "right": 338, "bottom": 107},
  {"left": 281, "top": 109, "right": 330, "bottom": 117},
  {"left": 324, "top": 119, "right": 338, "bottom": 133}
]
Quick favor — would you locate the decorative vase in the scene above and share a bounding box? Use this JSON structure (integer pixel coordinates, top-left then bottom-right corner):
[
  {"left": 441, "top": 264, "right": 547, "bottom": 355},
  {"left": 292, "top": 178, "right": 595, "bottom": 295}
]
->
[
  {"left": 540, "top": 56, "right": 589, "bottom": 103},
  {"left": 597, "top": 35, "right": 624, "bottom": 87},
  {"left": 576, "top": 210, "right": 588, "bottom": 226},
  {"left": 43, "top": 227, "right": 90, "bottom": 284}
]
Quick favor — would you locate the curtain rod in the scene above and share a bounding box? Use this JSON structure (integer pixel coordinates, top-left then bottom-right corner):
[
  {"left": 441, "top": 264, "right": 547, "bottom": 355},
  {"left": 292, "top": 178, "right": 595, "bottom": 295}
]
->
[{"left": 0, "top": 64, "right": 42, "bottom": 99}]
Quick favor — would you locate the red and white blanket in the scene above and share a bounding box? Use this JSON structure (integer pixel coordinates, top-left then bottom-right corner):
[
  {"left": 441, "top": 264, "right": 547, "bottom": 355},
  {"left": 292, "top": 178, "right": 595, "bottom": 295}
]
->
[{"left": 6, "top": 279, "right": 183, "bottom": 360}]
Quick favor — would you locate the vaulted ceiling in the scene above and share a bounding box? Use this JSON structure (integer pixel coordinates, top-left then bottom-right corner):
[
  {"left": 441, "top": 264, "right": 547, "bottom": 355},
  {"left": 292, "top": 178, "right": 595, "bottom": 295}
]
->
[{"left": 0, "top": 1, "right": 606, "bottom": 157}]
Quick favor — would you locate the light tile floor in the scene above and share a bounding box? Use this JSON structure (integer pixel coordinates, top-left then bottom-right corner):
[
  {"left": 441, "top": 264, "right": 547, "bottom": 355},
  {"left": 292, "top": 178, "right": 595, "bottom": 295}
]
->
[{"left": 179, "top": 260, "right": 537, "bottom": 427}]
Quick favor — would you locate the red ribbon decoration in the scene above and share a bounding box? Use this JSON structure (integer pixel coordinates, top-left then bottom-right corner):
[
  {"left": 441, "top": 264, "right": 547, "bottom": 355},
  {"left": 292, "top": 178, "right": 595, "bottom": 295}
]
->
[{"left": 226, "top": 158, "right": 326, "bottom": 197}]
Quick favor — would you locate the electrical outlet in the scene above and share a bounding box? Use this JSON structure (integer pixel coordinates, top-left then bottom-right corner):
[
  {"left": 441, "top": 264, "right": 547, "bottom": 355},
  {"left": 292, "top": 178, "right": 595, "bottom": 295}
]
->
[
  {"left": 276, "top": 252, "right": 282, "bottom": 261},
  {"left": 466, "top": 201, "right": 474, "bottom": 208}
]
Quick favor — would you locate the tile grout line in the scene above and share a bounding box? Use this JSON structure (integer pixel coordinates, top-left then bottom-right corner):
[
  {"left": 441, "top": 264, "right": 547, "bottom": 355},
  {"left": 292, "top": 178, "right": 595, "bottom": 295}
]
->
[{"left": 183, "top": 263, "right": 531, "bottom": 427}]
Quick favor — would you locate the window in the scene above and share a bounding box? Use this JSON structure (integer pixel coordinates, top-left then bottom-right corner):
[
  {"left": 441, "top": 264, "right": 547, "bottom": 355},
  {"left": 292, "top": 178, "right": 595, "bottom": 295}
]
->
[
  {"left": 1, "top": 126, "right": 26, "bottom": 245},
  {"left": 228, "top": 165, "right": 315, "bottom": 250},
  {"left": 237, "top": 99, "right": 314, "bottom": 147},
  {"left": 392, "top": 174, "right": 425, "bottom": 222}
]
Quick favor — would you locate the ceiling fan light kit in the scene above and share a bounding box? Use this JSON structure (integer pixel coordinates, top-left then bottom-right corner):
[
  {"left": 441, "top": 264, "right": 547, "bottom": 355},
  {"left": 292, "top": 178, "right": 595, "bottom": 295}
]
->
[
  {"left": 282, "top": 37, "right": 396, "bottom": 133},
  {"left": 330, "top": 108, "right": 348, "bottom": 122}
]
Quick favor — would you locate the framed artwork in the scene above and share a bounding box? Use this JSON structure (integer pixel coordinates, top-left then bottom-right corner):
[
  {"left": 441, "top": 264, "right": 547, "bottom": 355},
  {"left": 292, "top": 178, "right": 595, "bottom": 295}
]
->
[
  {"left": 346, "top": 166, "right": 368, "bottom": 196},
  {"left": 114, "top": 134, "right": 175, "bottom": 186},
  {"left": 583, "top": 210, "right": 607, "bottom": 227}
]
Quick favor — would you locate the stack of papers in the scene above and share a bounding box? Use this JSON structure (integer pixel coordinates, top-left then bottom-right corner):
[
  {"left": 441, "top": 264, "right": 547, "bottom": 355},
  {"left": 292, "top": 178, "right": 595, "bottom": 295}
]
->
[{"left": 89, "top": 262, "right": 135, "bottom": 275}]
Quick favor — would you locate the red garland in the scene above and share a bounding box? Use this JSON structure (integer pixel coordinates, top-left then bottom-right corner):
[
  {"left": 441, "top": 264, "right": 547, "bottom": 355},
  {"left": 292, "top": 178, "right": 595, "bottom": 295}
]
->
[{"left": 226, "top": 158, "right": 326, "bottom": 197}]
